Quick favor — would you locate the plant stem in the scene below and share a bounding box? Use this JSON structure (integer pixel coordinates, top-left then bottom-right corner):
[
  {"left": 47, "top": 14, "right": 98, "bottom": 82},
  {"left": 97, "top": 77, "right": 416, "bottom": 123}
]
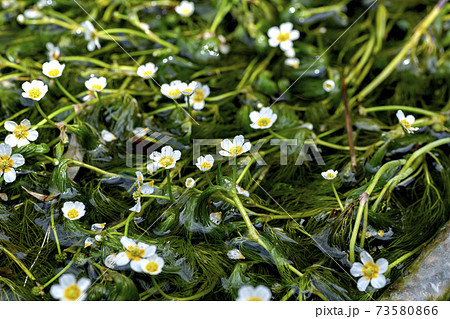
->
[
  {"left": 331, "top": 182, "right": 344, "bottom": 211},
  {"left": 166, "top": 170, "right": 173, "bottom": 202},
  {"left": 232, "top": 193, "right": 259, "bottom": 242},
  {"left": 232, "top": 157, "right": 237, "bottom": 186},
  {"left": 43, "top": 253, "right": 77, "bottom": 288},
  {"left": 204, "top": 172, "right": 213, "bottom": 187},
  {"left": 364, "top": 105, "right": 444, "bottom": 120},
  {"left": 186, "top": 96, "right": 192, "bottom": 115},
  {"left": 141, "top": 194, "right": 171, "bottom": 200},
  {"left": 32, "top": 105, "right": 75, "bottom": 129},
  {"left": 35, "top": 101, "right": 56, "bottom": 126},
  {"left": 68, "top": 160, "right": 119, "bottom": 177},
  {"left": 0, "top": 245, "right": 36, "bottom": 281},
  {"left": 387, "top": 242, "right": 428, "bottom": 273},
  {"left": 50, "top": 208, "right": 62, "bottom": 255},
  {"left": 55, "top": 78, "right": 79, "bottom": 104},
  {"left": 349, "top": 159, "right": 407, "bottom": 262},
  {"left": 124, "top": 212, "right": 136, "bottom": 237},
  {"left": 357, "top": 0, "right": 448, "bottom": 101},
  {"left": 359, "top": 204, "right": 369, "bottom": 249}
]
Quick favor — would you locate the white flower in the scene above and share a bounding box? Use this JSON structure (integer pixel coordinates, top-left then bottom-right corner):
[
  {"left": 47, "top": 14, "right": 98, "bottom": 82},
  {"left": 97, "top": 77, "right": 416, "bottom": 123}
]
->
[
  {"left": 62, "top": 201, "right": 86, "bottom": 220},
  {"left": 104, "top": 254, "right": 118, "bottom": 269},
  {"left": 300, "top": 123, "right": 313, "bottom": 130},
  {"left": 85, "top": 76, "right": 107, "bottom": 92},
  {"left": 249, "top": 107, "right": 277, "bottom": 129},
  {"left": 49, "top": 274, "right": 91, "bottom": 301},
  {"left": 350, "top": 251, "right": 389, "bottom": 291},
  {"left": 114, "top": 236, "right": 156, "bottom": 272},
  {"left": 46, "top": 42, "right": 60, "bottom": 61},
  {"left": 137, "top": 62, "right": 158, "bottom": 79},
  {"left": 396, "top": 110, "right": 419, "bottom": 134},
  {"left": 185, "top": 177, "right": 195, "bottom": 188},
  {"left": 219, "top": 135, "right": 251, "bottom": 157},
  {"left": 196, "top": 155, "right": 214, "bottom": 171},
  {"left": 4, "top": 119, "right": 38, "bottom": 148},
  {"left": 227, "top": 248, "right": 245, "bottom": 260},
  {"left": 133, "top": 127, "right": 149, "bottom": 138},
  {"left": 175, "top": 1, "right": 195, "bottom": 17},
  {"left": 284, "top": 47, "right": 295, "bottom": 58},
  {"left": 101, "top": 129, "right": 116, "bottom": 142},
  {"left": 323, "top": 80, "right": 336, "bottom": 92},
  {"left": 149, "top": 146, "right": 181, "bottom": 169},
  {"left": 236, "top": 285, "right": 272, "bottom": 301},
  {"left": 190, "top": 84, "right": 210, "bottom": 110},
  {"left": 209, "top": 212, "right": 222, "bottom": 225},
  {"left": 42, "top": 60, "right": 65, "bottom": 78},
  {"left": 130, "top": 198, "right": 142, "bottom": 213},
  {"left": 0, "top": 193, "right": 8, "bottom": 201},
  {"left": 321, "top": 169, "right": 338, "bottom": 180},
  {"left": 136, "top": 171, "right": 154, "bottom": 195},
  {"left": 285, "top": 58, "right": 300, "bottom": 68},
  {"left": 0, "top": 143, "right": 25, "bottom": 183},
  {"left": 91, "top": 223, "right": 106, "bottom": 231},
  {"left": 267, "top": 22, "right": 300, "bottom": 51},
  {"left": 81, "top": 21, "right": 101, "bottom": 51},
  {"left": 139, "top": 254, "right": 165, "bottom": 275},
  {"left": 84, "top": 237, "right": 95, "bottom": 248},
  {"left": 236, "top": 184, "right": 249, "bottom": 197},
  {"left": 147, "top": 162, "right": 159, "bottom": 175},
  {"left": 161, "top": 80, "right": 182, "bottom": 99},
  {"left": 178, "top": 81, "right": 199, "bottom": 96},
  {"left": 94, "top": 235, "right": 102, "bottom": 242},
  {"left": 22, "top": 80, "right": 48, "bottom": 101}
]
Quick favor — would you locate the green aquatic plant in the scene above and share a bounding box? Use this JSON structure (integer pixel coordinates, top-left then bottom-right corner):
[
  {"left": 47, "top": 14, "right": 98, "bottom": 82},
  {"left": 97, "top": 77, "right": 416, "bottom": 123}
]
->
[{"left": 0, "top": 0, "right": 449, "bottom": 301}]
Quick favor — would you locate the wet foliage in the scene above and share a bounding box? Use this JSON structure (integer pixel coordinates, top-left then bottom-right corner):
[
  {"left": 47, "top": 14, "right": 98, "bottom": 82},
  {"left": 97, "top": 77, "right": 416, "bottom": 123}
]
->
[{"left": 0, "top": 0, "right": 449, "bottom": 301}]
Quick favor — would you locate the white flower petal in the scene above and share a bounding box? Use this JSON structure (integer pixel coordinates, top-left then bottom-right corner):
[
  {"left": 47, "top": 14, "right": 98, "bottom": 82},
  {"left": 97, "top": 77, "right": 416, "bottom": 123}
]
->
[
  {"left": 4, "top": 121, "right": 17, "bottom": 132},
  {"left": 376, "top": 258, "right": 389, "bottom": 274},
  {"left": 350, "top": 262, "right": 364, "bottom": 277},
  {"left": 360, "top": 251, "right": 373, "bottom": 264},
  {"left": 357, "top": 277, "right": 370, "bottom": 291},
  {"left": 371, "top": 274, "right": 386, "bottom": 289}
]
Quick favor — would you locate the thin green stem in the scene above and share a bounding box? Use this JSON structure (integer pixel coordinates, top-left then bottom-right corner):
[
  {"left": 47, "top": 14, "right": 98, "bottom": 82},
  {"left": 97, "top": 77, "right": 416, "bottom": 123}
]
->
[
  {"left": 0, "top": 245, "right": 36, "bottom": 281},
  {"left": 55, "top": 78, "right": 79, "bottom": 104},
  {"left": 166, "top": 170, "right": 173, "bottom": 202},
  {"left": 232, "top": 157, "right": 237, "bottom": 186},
  {"left": 43, "top": 252, "right": 78, "bottom": 288},
  {"left": 331, "top": 182, "right": 344, "bottom": 211},
  {"left": 124, "top": 212, "right": 136, "bottom": 238},
  {"left": 33, "top": 105, "right": 74, "bottom": 129},
  {"left": 68, "top": 160, "right": 119, "bottom": 178},
  {"left": 387, "top": 242, "right": 428, "bottom": 273},
  {"left": 35, "top": 101, "right": 56, "bottom": 126},
  {"left": 204, "top": 172, "right": 213, "bottom": 187},
  {"left": 359, "top": 204, "right": 369, "bottom": 249},
  {"left": 50, "top": 208, "right": 62, "bottom": 255},
  {"left": 364, "top": 105, "right": 444, "bottom": 120},
  {"left": 141, "top": 194, "right": 171, "bottom": 200}
]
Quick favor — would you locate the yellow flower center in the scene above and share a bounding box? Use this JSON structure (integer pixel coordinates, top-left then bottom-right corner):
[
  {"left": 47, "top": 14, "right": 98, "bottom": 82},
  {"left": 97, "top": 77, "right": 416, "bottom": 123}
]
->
[
  {"left": 143, "top": 70, "right": 153, "bottom": 77},
  {"left": 28, "top": 88, "right": 41, "bottom": 99},
  {"left": 362, "top": 261, "right": 379, "bottom": 280},
  {"left": 0, "top": 155, "right": 13, "bottom": 173},
  {"left": 193, "top": 89, "right": 204, "bottom": 103},
  {"left": 145, "top": 262, "right": 159, "bottom": 273},
  {"left": 201, "top": 162, "right": 211, "bottom": 169},
  {"left": 147, "top": 181, "right": 154, "bottom": 187},
  {"left": 326, "top": 172, "right": 335, "bottom": 178},
  {"left": 182, "top": 8, "right": 191, "bottom": 15},
  {"left": 365, "top": 232, "right": 371, "bottom": 238},
  {"left": 400, "top": 119, "right": 411, "bottom": 129},
  {"left": 277, "top": 32, "right": 290, "bottom": 42},
  {"left": 187, "top": 179, "right": 193, "bottom": 187},
  {"left": 91, "top": 84, "right": 102, "bottom": 91},
  {"left": 228, "top": 146, "right": 243, "bottom": 156},
  {"left": 48, "top": 69, "right": 60, "bottom": 77},
  {"left": 159, "top": 156, "right": 175, "bottom": 168},
  {"left": 257, "top": 117, "right": 271, "bottom": 127},
  {"left": 67, "top": 208, "right": 79, "bottom": 219},
  {"left": 126, "top": 245, "right": 145, "bottom": 261},
  {"left": 247, "top": 297, "right": 263, "bottom": 301},
  {"left": 14, "top": 125, "right": 29, "bottom": 139},
  {"left": 63, "top": 284, "right": 81, "bottom": 301},
  {"left": 168, "top": 89, "right": 181, "bottom": 97},
  {"left": 378, "top": 230, "right": 385, "bottom": 237}
]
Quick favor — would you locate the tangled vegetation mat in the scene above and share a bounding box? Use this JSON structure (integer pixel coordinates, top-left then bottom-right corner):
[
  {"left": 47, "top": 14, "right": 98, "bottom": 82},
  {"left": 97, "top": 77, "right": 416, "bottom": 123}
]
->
[{"left": 0, "top": 0, "right": 449, "bottom": 301}]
